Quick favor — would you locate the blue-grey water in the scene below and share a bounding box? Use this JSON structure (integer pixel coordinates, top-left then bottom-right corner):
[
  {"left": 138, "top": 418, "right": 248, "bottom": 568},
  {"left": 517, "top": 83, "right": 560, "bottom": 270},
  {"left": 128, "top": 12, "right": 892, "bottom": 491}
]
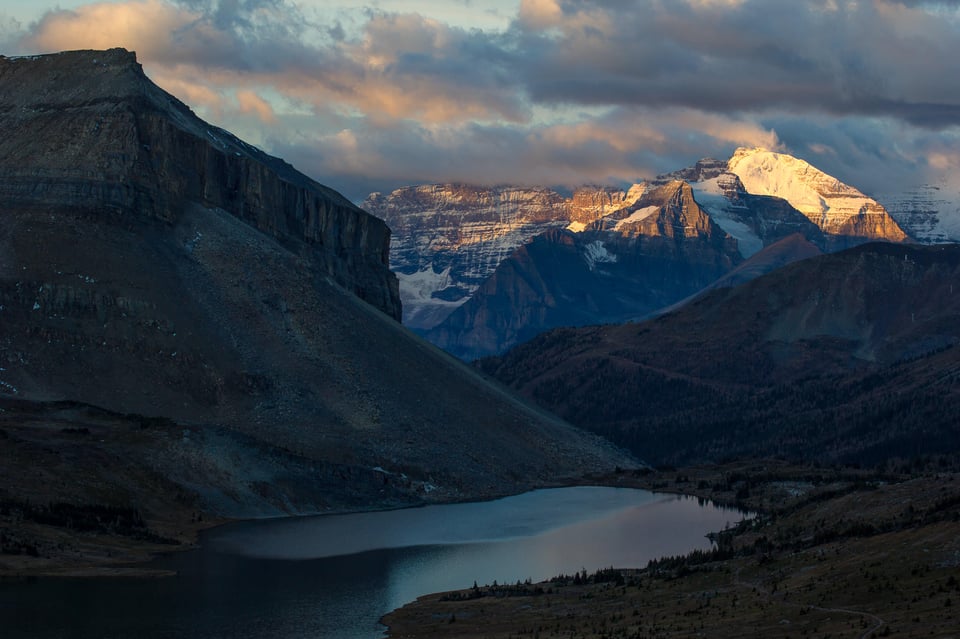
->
[{"left": 0, "top": 487, "right": 743, "bottom": 638}]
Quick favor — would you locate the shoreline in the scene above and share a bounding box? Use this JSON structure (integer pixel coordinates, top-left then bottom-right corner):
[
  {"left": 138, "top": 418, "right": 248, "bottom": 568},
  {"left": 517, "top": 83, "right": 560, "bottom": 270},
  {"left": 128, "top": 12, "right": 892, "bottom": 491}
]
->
[
  {"left": 379, "top": 464, "right": 960, "bottom": 638},
  {"left": 0, "top": 459, "right": 895, "bottom": 580},
  {"left": 0, "top": 472, "right": 637, "bottom": 579}
]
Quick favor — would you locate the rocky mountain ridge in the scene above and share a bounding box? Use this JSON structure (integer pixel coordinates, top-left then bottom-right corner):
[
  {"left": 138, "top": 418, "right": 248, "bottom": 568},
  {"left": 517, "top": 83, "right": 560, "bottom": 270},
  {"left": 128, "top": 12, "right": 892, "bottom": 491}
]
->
[
  {"left": 726, "top": 147, "right": 909, "bottom": 244},
  {"left": 363, "top": 184, "right": 643, "bottom": 328},
  {"left": 878, "top": 180, "right": 960, "bottom": 243},
  {"left": 368, "top": 148, "right": 910, "bottom": 350},
  {"left": 416, "top": 149, "right": 911, "bottom": 359},
  {"left": 0, "top": 48, "right": 400, "bottom": 319},
  {"left": 424, "top": 181, "right": 743, "bottom": 359}
]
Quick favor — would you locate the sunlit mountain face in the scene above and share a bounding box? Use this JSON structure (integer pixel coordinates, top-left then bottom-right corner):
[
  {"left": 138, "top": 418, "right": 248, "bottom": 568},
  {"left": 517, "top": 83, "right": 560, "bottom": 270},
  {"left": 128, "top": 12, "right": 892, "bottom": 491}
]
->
[{"left": 373, "top": 147, "right": 911, "bottom": 360}]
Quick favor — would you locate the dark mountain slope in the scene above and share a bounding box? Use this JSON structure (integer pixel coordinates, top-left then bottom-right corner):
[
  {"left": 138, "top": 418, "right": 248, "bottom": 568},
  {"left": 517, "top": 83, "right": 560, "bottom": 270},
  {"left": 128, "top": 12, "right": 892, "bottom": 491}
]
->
[
  {"left": 0, "top": 49, "right": 632, "bottom": 538},
  {"left": 0, "top": 48, "right": 399, "bottom": 319},
  {"left": 481, "top": 242, "right": 960, "bottom": 466}
]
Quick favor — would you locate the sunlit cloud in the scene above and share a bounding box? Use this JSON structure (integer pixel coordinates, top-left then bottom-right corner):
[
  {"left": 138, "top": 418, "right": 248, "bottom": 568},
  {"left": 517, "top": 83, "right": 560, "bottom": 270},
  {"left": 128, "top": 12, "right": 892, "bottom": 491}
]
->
[
  {"left": 517, "top": 0, "right": 563, "bottom": 29},
  {"left": 236, "top": 89, "right": 276, "bottom": 123},
  {"left": 24, "top": 0, "right": 211, "bottom": 59},
  {"left": 5, "top": 0, "right": 959, "bottom": 201}
]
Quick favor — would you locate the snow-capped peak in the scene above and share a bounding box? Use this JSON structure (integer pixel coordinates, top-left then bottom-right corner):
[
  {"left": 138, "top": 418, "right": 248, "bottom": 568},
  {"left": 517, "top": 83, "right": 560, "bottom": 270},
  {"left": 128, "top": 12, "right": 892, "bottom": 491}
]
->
[{"left": 727, "top": 147, "right": 908, "bottom": 241}]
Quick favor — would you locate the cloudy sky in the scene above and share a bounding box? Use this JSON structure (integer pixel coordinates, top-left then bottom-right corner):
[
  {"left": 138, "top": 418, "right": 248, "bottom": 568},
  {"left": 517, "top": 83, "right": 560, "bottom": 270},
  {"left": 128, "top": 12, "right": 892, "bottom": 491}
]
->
[{"left": 2, "top": 0, "right": 959, "bottom": 202}]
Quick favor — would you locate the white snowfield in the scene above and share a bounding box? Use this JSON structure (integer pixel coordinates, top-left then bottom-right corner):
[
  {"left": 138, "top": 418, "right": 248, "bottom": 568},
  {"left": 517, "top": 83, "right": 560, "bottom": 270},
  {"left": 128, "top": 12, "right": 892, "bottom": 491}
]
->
[
  {"left": 727, "top": 147, "right": 898, "bottom": 236},
  {"left": 613, "top": 206, "right": 660, "bottom": 231},
  {"left": 690, "top": 177, "right": 764, "bottom": 258}
]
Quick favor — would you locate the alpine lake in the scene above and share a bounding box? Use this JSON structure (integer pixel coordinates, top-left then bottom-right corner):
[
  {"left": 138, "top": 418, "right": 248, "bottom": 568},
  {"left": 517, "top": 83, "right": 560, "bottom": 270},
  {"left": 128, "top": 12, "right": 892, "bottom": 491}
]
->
[{"left": 1, "top": 486, "right": 745, "bottom": 638}]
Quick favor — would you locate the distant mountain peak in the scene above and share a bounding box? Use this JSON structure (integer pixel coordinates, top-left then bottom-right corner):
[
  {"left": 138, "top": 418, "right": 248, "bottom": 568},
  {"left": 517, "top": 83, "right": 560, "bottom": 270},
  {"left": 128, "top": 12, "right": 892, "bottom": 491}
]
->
[
  {"left": 726, "top": 147, "right": 909, "bottom": 241},
  {"left": 656, "top": 157, "right": 728, "bottom": 184}
]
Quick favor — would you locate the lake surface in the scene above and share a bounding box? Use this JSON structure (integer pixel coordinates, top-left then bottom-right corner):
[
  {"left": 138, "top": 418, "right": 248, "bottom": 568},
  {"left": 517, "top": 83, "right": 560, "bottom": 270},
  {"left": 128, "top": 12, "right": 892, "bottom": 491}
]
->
[{"left": 1, "top": 487, "right": 744, "bottom": 639}]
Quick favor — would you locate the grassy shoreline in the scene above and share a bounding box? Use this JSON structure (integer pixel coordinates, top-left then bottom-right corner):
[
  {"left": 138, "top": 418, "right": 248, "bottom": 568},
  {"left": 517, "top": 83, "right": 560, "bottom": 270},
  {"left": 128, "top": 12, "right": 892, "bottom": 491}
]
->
[{"left": 382, "top": 462, "right": 960, "bottom": 638}]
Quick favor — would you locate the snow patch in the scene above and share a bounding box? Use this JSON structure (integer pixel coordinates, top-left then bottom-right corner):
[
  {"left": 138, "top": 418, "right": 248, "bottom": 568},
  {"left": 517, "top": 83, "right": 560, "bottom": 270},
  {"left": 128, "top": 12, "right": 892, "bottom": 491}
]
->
[
  {"left": 583, "top": 240, "right": 618, "bottom": 271},
  {"left": 397, "top": 266, "right": 459, "bottom": 304},
  {"left": 566, "top": 221, "right": 587, "bottom": 232},
  {"left": 691, "top": 179, "right": 763, "bottom": 257},
  {"left": 613, "top": 206, "right": 659, "bottom": 231},
  {"left": 396, "top": 266, "right": 468, "bottom": 326}
]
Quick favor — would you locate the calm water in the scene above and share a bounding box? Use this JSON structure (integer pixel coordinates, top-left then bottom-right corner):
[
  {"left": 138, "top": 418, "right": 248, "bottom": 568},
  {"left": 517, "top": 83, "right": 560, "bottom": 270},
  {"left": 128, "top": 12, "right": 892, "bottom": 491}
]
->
[{"left": 0, "top": 487, "right": 743, "bottom": 639}]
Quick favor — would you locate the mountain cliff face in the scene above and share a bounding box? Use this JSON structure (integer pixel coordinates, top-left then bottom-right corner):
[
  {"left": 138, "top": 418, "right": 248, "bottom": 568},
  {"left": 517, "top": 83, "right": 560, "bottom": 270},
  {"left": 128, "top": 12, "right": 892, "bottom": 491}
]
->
[
  {"left": 481, "top": 242, "right": 960, "bottom": 465},
  {"left": 662, "top": 162, "right": 827, "bottom": 257},
  {"left": 878, "top": 182, "right": 960, "bottom": 243},
  {"left": 0, "top": 49, "right": 400, "bottom": 320},
  {"left": 363, "top": 184, "right": 640, "bottom": 329},
  {"left": 426, "top": 181, "right": 742, "bottom": 360},
  {"left": 0, "top": 49, "right": 633, "bottom": 546}
]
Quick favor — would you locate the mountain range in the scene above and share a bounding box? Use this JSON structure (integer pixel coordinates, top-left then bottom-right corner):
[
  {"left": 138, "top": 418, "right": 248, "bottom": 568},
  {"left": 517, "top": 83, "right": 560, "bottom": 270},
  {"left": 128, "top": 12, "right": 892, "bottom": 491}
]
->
[
  {"left": 0, "top": 48, "right": 631, "bottom": 559},
  {"left": 363, "top": 184, "right": 640, "bottom": 329},
  {"left": 370, "top": 148, "right": 914, "bottom": 359}
]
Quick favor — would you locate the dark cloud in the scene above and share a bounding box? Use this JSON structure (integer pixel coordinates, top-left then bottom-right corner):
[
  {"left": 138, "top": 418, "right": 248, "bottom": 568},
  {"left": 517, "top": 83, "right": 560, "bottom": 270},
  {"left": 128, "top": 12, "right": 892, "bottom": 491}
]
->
[
  {"left": 14, "top": 0, "right": 960, "bottom": 200},
  {"left": 760, "top": 112, "right": 960, "bottom": 199},
  {"left": 508, "top": 0, "right": 960, "bottom": 128},
  {"left": 21, "top": 0, "right": 960, "bottom": 127}
]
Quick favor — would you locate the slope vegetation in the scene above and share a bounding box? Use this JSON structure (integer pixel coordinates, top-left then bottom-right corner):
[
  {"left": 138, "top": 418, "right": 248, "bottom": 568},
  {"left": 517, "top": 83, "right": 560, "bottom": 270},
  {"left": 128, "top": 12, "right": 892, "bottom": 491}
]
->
[{"left": 482, "top": 242, "right": 960, "bottom": 465}]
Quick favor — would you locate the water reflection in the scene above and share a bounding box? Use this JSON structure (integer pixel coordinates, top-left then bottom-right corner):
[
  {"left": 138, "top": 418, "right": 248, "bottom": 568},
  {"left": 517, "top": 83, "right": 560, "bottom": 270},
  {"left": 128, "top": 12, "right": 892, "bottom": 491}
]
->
[{"left": 1, "top": 487, "right": 744, "bottom": 639}]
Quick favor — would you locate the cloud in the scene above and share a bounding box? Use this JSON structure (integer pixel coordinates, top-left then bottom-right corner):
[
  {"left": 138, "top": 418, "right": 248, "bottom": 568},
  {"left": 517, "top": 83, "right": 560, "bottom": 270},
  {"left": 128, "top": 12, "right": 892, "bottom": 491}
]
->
[
  {"left": 267, "top": 106, "right": 787, "bottom": 201},
  {"left": 510, "top": 0, "right": 960, "bottom": 127},
  {"left": 10, "top": 0, "right": 960, "bottom": 202},
  {"left": 24, "top": 0, "right": 203, "bottom": 57},
  {"left": 518, "top": 0, "right": 563, "bottom": 28},
  {"left": 236, "top": 89, "right": 276, "bottom": 122},
  {"left": 21, "top": 0, "right": 960, "bottom": 128}
]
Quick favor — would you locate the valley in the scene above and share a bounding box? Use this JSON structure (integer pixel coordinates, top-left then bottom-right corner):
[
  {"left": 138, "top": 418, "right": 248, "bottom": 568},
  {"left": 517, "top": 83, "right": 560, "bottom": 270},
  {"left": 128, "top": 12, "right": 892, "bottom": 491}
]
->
[{"left": 1, "top": 35, "right": 958, "bottom": 639}]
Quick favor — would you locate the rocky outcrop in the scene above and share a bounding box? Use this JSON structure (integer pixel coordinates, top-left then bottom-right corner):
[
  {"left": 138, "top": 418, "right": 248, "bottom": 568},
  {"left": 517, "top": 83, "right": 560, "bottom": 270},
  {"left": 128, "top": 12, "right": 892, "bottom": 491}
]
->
[
  {"left": 0, "top": 49, "right": 400, "bottom": 319},
  {"left": 426, "top": 181, "right": 742, "bottom": 360},
  {"left": 363, "top": 184, "right": 640, "bottom": 329}
]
